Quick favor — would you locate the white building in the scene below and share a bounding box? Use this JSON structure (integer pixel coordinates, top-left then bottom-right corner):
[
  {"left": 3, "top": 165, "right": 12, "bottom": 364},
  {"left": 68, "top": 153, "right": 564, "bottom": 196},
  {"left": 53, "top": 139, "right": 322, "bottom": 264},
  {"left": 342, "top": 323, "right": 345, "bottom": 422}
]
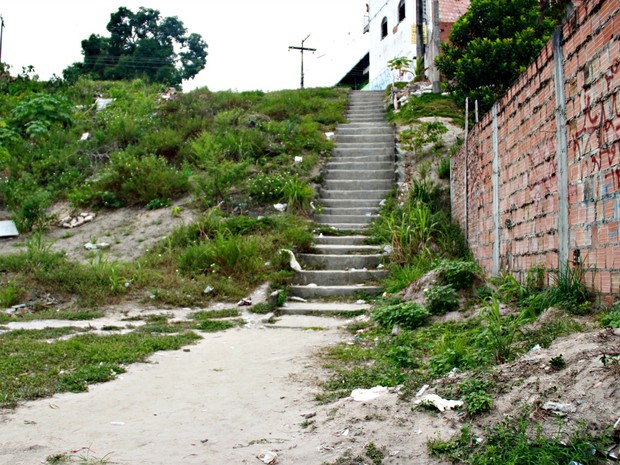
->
[{"left": 364, "top": 0, "right": 470, "bottom": 90}]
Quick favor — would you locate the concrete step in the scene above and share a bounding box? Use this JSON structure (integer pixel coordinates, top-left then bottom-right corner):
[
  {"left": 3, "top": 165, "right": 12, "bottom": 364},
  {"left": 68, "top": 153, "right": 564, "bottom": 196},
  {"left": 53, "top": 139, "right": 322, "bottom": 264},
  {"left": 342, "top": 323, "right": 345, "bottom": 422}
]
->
[
  {"left": 320, "top": 207, "right": 380, "bottom": 216},
  {"left": 331, "top": 146, "right": 394, "bottom": 156},
  {"left": 312, "top": 243, "right": 383, "bottom": 253},
  {"left": 347, "top": 116, "right": 388, "bottom": 122},
  {"left": 324, "top": 179, "right": 393, "bottom": 190},
  {"left": 320, "top": 189, "right": 391, "bottom": 200},
  {"left": 336, "top": 127, "right": 394, "bottom": 136},
  {"left": 314, "top": 213, "right": 375, "bottom": 224},
  {"left": 335, "top": 142, "right": 394, "bottom": 150},
  {"left": 314, "top": 223, "right": 368, "bottom": 231},
  {"left": 326, "top": 169, "right": 394, "bottom": 181},
  {"left": 287, "top": 286, "right": 382, "bottom": 299},
  {"left": 335, "top": 134, "right": 395, "bottom": 144},
  {"left": 319, "top": 199, "right": 384, "bottom": 208},
  {"left": 326, "top": 161, "right": 394, "bottom": 171},
  {"left": 295, "top": 269, "right": 388, "bottom": 286},
  {"left": 314, "top": 235, "right": 368, "bottom": 245},
  {"left": 299, "top": 253, "right": 383, "bottom": 270},
  {"left": 278, "top": 301, "right": 373, "bottom": 314},
  {"left": 338, "top": 121, "right": 393, "bottom": 128}
]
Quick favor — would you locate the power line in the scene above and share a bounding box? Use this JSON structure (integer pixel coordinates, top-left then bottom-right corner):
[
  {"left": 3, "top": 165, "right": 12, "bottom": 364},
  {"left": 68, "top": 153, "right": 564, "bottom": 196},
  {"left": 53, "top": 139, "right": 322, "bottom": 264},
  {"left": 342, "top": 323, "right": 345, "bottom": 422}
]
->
[{"left": 288, "top": 34, "right": 316, "bottom": 89}]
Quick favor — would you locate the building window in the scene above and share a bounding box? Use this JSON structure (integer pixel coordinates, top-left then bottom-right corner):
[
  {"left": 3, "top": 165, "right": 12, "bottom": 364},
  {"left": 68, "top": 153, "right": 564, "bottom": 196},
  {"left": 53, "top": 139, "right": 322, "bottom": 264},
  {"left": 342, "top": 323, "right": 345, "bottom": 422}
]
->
[
  {"left": 381, "top": 17, "right": 388, "bottom": 39},
  {"left": 398, "top": 0, "right": 406, "bottom": 22}
]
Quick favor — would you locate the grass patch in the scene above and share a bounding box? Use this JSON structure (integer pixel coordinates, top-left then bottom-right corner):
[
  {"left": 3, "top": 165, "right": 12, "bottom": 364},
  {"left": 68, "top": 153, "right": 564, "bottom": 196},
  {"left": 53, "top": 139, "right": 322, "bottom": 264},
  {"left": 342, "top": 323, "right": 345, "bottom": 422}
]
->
[
  {"left": 389, "top": 93, "right": 464, "bottom": 126},
  {"left": 194, "top": 319, "right": 242, "bottom": 332},
  {"left": 0, "top": 330, "right": 200, "bottom": 407},
  {"left": 428, "top": 412, "right": 612, "bottom": 464}
]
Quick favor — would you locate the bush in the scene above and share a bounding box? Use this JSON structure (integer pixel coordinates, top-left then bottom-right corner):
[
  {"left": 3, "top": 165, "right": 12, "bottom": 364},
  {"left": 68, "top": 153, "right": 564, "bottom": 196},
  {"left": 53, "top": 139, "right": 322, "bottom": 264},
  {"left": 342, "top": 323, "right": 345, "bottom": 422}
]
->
[
  {"left": 373, "top": 302, "right": 430, "bottom": 330},
  {"left": 424, "top": 284, "right": 459, "bottom": 315},
  {"left": 601, "top": 308, "right": 620, "bottom": 328},
  {"left": 93, "top": 150, "right": 190, "bottom": 206},
  {"left": 459, "top": 378, "right": 494, "bottom": 415},
  {"left": 435, "top": 259, "right": 479, "bottom": 290}
]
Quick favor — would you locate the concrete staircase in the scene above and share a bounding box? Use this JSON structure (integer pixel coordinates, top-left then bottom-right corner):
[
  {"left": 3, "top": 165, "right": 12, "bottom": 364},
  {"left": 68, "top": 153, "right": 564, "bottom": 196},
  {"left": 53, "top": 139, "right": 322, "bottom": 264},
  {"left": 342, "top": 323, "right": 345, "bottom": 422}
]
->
[{"left": 284, "top": 91, "right": 395, "bottom": 313}]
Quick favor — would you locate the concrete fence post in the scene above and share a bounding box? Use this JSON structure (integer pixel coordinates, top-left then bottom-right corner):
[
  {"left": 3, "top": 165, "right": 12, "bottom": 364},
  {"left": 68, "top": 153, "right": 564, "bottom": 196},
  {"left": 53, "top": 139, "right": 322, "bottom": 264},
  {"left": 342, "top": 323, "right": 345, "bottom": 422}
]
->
[
  {"left": 492, "top": 103, "right": 500, "bottom": 275},
  {"left": 553, "top": 29, "right": 569, "bottom": 268}
]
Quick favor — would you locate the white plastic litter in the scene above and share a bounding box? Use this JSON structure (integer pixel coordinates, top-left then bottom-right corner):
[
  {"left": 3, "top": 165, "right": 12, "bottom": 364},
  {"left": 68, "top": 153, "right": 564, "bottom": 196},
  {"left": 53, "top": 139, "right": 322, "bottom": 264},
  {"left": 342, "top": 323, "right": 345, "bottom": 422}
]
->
[
  {"left": 95, "top": 97, "right": 114, "bottom": 111},
  {"left": 415, "top": 394, "right": 463, "bottom": 412},
  {"left": 294, "top": 156, "right": 303, "bottom": 164},
  {"left": 257, "top": 450, "right": 278, "bottom": 464},
  {"left": 280, "top": 249, "right": 302, "bottom": 271},
  {"left": 325, "top": 131, "right": 335, "bottom": 140},
  {"left": 80, "top": 132, "right": 90, "bottom": 141},
  {"left": 415, "top": 384, "right": 430, "bottom": 397},
  {"left": 542, "top": 401, "right": 576, "bottom": 413},
  {"left": 273, "top": 203, "right": 287, "bottom": 212},
  {"left": 351, "top": 386, "right": 388, "bottom": 402}
]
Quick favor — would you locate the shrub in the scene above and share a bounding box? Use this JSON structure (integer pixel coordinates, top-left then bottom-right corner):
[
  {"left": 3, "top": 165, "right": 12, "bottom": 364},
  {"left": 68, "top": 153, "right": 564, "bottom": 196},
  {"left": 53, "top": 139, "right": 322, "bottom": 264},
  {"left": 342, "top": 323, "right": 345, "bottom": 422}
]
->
[
  {"left": 437, "top": 156, "right": 450, "bottom": 179},
  {"left": 424, "top": 284, "right": 459, "bottom": 315},
  {"left": 601, "top": 307, "right": 620, "bottom": 328},
  {"left": 93, "top": 150, "right": 190, "bottom": 206},
  {"left": 282, "top": 175, "right": 314, "bottom": 212},
  {"left": 459, "top": 378, "right": 494, "bottom": 415},
  {"left": 372, "top": 302, "right": 430, "bottom": 330},
  {"left": 247, "top": 173, "right": 287, "bottom": 202},
  {"left": 435, "top": 259, "right": 479, "bottom": 290}
]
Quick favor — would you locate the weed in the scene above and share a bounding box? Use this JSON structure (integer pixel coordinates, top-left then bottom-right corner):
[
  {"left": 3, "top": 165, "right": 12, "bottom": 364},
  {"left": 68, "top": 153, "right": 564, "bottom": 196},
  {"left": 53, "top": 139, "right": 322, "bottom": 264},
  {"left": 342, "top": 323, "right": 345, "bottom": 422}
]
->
[
  {"left": 247, "top": 303, "right": 276, "bottom": 314},
  {"left": 549, "top": 354, "right": 566, "bottom": 370},
  {"left": 194, "top": 319, "right": 241, "bottom": 332},
  {"left": 424, "top": 284, "right": 459, "bottom": 315},
  {"left": 601, "top": 307, "right": 620, "bottom": 328},
  {"left": 459, "top": 377, "right": 494, "bottom": 415},
  {"left": 435, "top": 259, "right": 479, "bottom": 290},
  {"left": 0, "top": 331, "right": 200, "bottom": 407},
  {"left": 480, "top": 297, "right": 525, "bottom": 364},
  {"left": 364, "top": 442, "right": 385, "bottom": 465},
  {"left": 372, "top": 302, "right": 430, "bottom": 330},
  {"left": 428, "top": 412, "right": 611, "bottom": 465},
  {"left": 191, "top": 308, "right": 240, "bottom": 320},
  {"left": 437, "top": 156, "right": 451, "bottom": 179}
]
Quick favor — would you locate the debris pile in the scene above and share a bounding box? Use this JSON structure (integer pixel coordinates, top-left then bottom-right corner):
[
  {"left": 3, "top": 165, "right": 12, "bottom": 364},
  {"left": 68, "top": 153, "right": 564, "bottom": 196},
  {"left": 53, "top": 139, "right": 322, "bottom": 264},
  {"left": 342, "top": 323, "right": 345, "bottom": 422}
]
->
[{"left": 59, "top": 212, "right": 96, "bottom": 229}]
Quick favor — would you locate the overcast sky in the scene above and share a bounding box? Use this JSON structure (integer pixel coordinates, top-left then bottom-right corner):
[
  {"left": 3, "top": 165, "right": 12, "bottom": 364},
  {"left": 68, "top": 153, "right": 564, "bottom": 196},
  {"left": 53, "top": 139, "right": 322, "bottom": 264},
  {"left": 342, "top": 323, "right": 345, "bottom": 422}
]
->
[{"left": 0, "top": 0, "right": 369, "bottom": 92}]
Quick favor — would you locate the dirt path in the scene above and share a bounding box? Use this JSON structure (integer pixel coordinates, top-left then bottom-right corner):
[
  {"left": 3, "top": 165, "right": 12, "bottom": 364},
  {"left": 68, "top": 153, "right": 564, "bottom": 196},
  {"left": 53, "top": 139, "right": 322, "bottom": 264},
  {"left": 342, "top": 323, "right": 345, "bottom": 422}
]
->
[{"left": 0, "top": 315, "right": 443, "bottom": 465}]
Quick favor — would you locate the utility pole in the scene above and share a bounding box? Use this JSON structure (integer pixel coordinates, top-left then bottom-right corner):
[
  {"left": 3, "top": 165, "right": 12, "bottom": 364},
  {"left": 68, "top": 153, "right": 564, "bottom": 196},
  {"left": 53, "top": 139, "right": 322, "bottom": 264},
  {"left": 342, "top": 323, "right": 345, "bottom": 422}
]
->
[
  {"left": 288, "top": 34, "right": 316, "bottom": 89},
  {"left": 0, "top": 16, "right": 4, "bottom": 65}
]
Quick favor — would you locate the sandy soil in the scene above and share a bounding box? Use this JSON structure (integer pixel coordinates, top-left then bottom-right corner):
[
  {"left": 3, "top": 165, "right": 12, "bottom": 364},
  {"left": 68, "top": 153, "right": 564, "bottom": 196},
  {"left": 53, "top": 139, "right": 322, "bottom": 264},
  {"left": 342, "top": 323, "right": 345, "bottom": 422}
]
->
[
  {"left": 0, "top": 198, "right": 196, "bottom": 264},
  {"left": 1, "top": 312, "right": 619, "bottom": 465},
  {"left": 0, "top": 314, "right": 446, "bottom": 465}
]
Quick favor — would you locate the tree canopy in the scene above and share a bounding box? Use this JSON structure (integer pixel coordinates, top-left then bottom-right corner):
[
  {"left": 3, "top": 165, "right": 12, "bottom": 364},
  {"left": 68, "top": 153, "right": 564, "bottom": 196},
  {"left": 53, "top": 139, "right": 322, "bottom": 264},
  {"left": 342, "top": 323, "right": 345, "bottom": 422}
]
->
[
  {"left": 436, "top": 0, "right": 565, "bottom": 115},
  {"left": 63, "top": 7, "right": 208, "bottom": 86}
]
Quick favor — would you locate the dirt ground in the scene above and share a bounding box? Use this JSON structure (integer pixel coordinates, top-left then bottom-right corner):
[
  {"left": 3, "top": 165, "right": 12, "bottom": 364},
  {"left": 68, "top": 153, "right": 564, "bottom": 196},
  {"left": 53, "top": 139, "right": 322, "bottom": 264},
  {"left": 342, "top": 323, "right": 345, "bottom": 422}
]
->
[
  {"left": 0, "top": 313, "right": 447, "bottom": 465},
  {"left": 1, "top": 305, "right": 619, "bottom": 465},
  {"left": 0, "top": 198, "right": 196, "bottom": 264}
]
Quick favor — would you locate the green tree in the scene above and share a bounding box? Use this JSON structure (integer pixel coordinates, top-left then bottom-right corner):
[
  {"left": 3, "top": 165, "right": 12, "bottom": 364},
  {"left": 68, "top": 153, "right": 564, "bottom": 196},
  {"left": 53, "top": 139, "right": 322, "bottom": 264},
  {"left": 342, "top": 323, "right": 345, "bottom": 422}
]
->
[
  {"left": 63, "top": 7, "right": 207, "bottom": 86},
  {"left": 436, "top": 0, "right": 564, "bottom": 115}
]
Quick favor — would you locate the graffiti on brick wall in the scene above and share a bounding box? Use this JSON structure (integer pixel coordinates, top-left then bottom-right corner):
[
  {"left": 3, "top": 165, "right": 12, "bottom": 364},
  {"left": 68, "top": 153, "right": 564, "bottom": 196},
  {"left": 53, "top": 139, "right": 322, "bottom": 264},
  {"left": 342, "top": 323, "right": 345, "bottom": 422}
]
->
[
  {"left": 526, "top": 135, "right": 556, "bottom": 206},
  {"left": 571, "top": 60, "right": 620, "bottom": 187}
]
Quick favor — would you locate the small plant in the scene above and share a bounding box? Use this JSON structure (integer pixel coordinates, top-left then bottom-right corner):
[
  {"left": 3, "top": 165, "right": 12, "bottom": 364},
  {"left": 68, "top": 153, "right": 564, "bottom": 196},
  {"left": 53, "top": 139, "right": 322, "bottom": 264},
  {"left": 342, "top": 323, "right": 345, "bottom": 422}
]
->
[
  {"left": 372, "top": 302, "right": 430, "bottom": 330},
  {"left": 459, "top": 377, "right": 494, "bottom": 415},
  {"left": 435, "top": 259, "right": 479, "bottom": 290},
  {"left": 601, "top": 306, "right": 620, "bottom": 328},
  {"left": 437, "top": 156, "right": 450, "bottom": 179},
  {"left": 364, "top": 442, "right": 385, "bottom": 465},
  {"left": 145, "top": 198, "right": 171, "bottom": 210},
  {"left": 549, "top": 354, "right": 566, "bottom": 370},
  {"left": 480, "top": 297, "right": 524, "bottom": 364},
  {"left": 428, "top": 412, "right": 611, "bottom": 464},
  {"left": 424, "top": 284, "right": 459, "bottom": 315}
]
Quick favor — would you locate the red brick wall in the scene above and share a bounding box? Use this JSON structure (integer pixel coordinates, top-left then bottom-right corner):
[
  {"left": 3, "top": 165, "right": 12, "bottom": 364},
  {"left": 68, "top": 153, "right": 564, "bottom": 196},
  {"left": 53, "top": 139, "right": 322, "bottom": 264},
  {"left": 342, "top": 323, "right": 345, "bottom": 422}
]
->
[{"left": 451, "top": 0, "right": 620, "bottom": 296}]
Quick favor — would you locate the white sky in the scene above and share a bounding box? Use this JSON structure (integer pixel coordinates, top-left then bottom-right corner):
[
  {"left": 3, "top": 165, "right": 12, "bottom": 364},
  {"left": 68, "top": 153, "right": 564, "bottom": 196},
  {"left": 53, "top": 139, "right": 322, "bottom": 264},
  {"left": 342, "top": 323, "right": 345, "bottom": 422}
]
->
[{"left": 0, "top": 0, "right": 369, "bottom": 92}]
